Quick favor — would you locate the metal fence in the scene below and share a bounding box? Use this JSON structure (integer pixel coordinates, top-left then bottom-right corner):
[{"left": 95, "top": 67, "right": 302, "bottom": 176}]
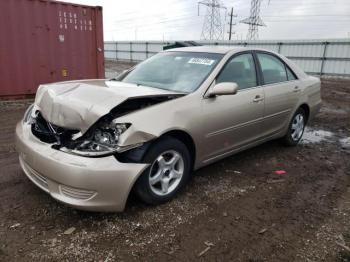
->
[{"left": 104, "top": 39, "right": 350, "bottom": 77}]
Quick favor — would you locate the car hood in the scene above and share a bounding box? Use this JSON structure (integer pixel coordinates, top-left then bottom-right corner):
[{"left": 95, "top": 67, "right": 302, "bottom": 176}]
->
[{"left": 34, "top": 79, "right": 182, "bottom": 133}]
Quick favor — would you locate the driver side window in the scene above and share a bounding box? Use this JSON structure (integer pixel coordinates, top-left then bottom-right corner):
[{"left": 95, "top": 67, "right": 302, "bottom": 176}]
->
[{"left": 216, "top": 53, "right": 257, "bottom": 90}]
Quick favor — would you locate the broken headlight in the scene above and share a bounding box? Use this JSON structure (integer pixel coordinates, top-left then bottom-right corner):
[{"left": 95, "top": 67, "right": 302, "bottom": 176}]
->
[
  {"left": 23, "top": 104, "right": 35, "bottom": 124},
  {"left": 64, "top": 122, "right": 132, "bottom": 157}
]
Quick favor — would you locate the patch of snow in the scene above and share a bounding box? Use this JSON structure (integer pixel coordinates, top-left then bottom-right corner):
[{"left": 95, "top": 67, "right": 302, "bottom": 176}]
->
[
  {"left": 339, "top": 137, "right": 350, "bottom": 149},
  {"left": 320, "top": 107, "right": 347, "bottom": 115},
  {"left": 301, "top": 127, "right": 334, "bottom": 144}
]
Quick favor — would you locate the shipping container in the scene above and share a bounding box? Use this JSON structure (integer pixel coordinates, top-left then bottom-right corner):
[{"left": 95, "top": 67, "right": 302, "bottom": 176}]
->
[{"left": 0, "top": 0, "right": 104, "bottom": 98}]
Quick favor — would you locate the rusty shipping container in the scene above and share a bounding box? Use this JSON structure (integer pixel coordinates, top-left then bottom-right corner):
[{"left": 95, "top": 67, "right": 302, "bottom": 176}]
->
[{"left": 0, "top": 0, "right": 104, "bottom": 98}]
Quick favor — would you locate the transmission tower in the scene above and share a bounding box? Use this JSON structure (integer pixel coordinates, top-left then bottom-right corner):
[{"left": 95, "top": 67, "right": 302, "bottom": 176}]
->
[
  {"left": 240, "top": 0, "right": 266, "bottom": 40},
  {"left": 198, "top": 0, "right": 227, "bottom": 40}
]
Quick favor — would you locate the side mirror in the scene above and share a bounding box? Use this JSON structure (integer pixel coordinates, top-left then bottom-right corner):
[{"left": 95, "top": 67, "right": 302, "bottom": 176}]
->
[{"left": 208, "top": 82, "right": 238, "bottom": 97}]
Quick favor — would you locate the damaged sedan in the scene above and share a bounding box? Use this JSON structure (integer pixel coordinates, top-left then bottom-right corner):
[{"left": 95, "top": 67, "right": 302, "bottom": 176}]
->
[{"left": 16, "top": 47, "right": 321, "bottom": 211}]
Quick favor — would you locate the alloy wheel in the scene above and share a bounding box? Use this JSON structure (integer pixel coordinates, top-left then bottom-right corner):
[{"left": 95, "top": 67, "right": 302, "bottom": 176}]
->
[
  {"left": 148, "top": 150, "right": 184, "bottom": 196},
  {"left": 291, "top": 113, "right": 305, "bottom": 141}
]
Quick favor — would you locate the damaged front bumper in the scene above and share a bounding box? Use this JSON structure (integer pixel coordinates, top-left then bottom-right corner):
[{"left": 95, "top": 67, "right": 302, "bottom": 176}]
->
[{"left": 15, "top": 121, "right": 149, "bottom": 212}]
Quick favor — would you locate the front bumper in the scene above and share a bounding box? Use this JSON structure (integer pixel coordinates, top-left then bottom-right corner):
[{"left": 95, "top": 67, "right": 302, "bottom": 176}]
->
[{"left": 15, "top": 121, "right": 148, "bottom": 212}]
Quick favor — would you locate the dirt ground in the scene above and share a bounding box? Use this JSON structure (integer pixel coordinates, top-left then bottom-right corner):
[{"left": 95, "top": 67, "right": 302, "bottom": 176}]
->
[
  {"left": 104, "top": 60, "right": 136, "bottom": 79},
  {"left": 0, "top": 68, "right": 349, "bottom": 261}
]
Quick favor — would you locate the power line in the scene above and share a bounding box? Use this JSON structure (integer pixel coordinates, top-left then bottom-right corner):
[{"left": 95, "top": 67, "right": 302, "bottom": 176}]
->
[
  {"left": 264, "top": 19, "right": 350, "bottom": 22},
  {"left": 198, "top": 0, "right": 227, "bottom": 40},
  {"left": 106, "top": 20, "right": 204, "bottom": 34},
  {"left": 105, "top": 15, "right": 203, "bottom": 32},
  {"left": 262, "top": 14, "right": 350, "bottom": 17}
]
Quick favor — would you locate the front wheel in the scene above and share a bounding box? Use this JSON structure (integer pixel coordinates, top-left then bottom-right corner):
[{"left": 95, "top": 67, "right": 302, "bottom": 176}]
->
[
  {"left": 282, "top": 108, "right": 306, "bottom": 146},
  {"left": 134, "top": 136, "right": 191, "bottom": 205}
]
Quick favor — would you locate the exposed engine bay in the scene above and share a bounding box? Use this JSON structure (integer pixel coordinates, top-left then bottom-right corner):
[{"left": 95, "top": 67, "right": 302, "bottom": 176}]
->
[{"left": 30, "top": 95, "right": 183, "bottom": 157}]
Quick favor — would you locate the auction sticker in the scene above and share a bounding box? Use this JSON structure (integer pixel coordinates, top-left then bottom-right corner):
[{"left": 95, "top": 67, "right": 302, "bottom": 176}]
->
[{"left": 188, "top": 58, "right": 215, "bottom": 65}]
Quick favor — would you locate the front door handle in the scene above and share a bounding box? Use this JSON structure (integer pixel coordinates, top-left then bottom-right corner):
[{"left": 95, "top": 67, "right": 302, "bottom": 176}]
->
[
  {"left": 293, "top": 86, "right": 301, "bottom": 92},
  {"left": 253, "top": 95, "right": 264, "bottom": 103}
]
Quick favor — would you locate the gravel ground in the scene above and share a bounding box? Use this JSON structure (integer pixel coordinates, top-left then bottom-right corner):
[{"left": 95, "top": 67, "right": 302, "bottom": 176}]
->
[{"left": 0, "top": 64, "right": 349, "bottom": 261}]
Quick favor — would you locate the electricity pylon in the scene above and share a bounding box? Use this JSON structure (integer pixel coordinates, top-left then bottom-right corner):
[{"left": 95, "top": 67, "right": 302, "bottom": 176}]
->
[
  {"left": 240, "top": 0, "right": 266, "bottom": 40},
  {"left": 198, "top": 0, "right": 227, "bottom": 40}
]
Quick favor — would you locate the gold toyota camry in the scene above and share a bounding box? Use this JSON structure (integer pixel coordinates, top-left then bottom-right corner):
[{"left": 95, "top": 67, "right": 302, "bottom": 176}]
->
[{"left": 16, "top": 46, "right": 321, "bottom": 211}]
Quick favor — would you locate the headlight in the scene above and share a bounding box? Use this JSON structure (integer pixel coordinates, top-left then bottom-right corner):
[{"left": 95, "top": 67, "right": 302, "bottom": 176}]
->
[
  {"left": 62, "top": 122, "right": 133, "bottom": 157},
  {"left": 23, "top": 104, "right": 35, "bottom": 124}
]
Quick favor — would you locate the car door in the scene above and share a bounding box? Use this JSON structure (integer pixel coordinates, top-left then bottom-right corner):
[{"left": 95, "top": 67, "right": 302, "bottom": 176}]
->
[
  {"left": 255, "top": 52, "right": 300, "bottom": 137},
  {"left": 200, "top": 52, "right": 265, "bottom": 162}
]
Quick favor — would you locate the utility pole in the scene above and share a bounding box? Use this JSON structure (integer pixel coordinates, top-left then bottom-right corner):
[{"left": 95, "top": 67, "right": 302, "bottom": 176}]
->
[
  {"left": 227, "top": 7, "right": 237, "bottom": 40},
  {"left": 240, "top": 0, "right": 266, "bottom": 40},
  {"left": 198, "top": 0, "right": 227, "bottom": 40}
]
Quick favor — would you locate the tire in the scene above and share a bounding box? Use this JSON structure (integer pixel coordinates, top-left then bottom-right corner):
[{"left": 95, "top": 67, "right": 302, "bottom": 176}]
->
[
  {"left": 282, "top": 108, "right": 306, "bottom": 146},
  {"left": 134, "top": 136, "right": 192, "bottom": 205}
]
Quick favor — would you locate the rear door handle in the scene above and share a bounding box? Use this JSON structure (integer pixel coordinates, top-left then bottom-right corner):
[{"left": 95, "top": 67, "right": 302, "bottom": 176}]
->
[
  {"left": 293, "top": 86, "right": 301, "bottom": 92},
  {"left": 253, "top": 95, "right": 264, "bottom": 102}
]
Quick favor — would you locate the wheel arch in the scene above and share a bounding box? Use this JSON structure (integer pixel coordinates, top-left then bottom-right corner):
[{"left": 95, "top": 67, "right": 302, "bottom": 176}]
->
[
  {"left": 116, "top": 129, "right": 196, "bottom": 169},
  {"left": 128, "top": 129, "right": 196, "bottom": 206},
  {"left": 299, "top": 103, "right": 310, "bottom": 122},
  {"left": 160, "top": 129, "right": 196, "bottom": 170}
]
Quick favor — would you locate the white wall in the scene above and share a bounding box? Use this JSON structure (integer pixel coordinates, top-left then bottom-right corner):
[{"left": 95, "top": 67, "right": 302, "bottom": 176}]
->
[{"left": 104, "top": 39, "right": 350, "bottom": 77}]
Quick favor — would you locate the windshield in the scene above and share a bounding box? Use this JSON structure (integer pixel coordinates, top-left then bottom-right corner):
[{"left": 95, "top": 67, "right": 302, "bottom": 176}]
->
[{"left": 121, "top": 52, "right": 223, "bottom": 93}]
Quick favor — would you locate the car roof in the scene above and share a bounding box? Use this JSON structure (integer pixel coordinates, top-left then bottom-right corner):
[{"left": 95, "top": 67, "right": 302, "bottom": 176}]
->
[{"left": 165, "top": 46, "right": 252, "bottom": 54}]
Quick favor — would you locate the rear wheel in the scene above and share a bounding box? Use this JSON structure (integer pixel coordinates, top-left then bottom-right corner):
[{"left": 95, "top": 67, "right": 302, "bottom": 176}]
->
[
  {"left": 282, "top": 108, "right": 306, "bottom": 146},
  {"left": 134, "top": 136, "right": 191, "bottom": 205}
]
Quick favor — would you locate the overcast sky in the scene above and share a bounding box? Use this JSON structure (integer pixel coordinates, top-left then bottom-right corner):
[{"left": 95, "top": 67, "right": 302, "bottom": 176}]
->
[{"left": 60, "top": 0, "right": 350, "bottom": 41}]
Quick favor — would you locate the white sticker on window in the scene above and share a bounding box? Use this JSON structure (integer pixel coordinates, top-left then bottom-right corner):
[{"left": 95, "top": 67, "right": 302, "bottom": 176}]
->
[{"left": 188, "top": 58, "right": 215, "bottom": 65}]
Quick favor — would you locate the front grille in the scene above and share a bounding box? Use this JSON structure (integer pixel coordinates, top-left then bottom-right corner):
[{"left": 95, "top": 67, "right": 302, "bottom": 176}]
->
[
  {"left": 31, "top": 112, "right": 79, "bottom": 144},
  {"left": 59, "top": 185, "right": 96, "bottom": 200},
  {"left": 31, "top": 170, "right": 49, "bottom": 190}
]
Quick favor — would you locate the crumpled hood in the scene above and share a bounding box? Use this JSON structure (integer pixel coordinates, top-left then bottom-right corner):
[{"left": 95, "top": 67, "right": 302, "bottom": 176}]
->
[{"left": 34, "top": 79, "right": 180, "bottom": 133}]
